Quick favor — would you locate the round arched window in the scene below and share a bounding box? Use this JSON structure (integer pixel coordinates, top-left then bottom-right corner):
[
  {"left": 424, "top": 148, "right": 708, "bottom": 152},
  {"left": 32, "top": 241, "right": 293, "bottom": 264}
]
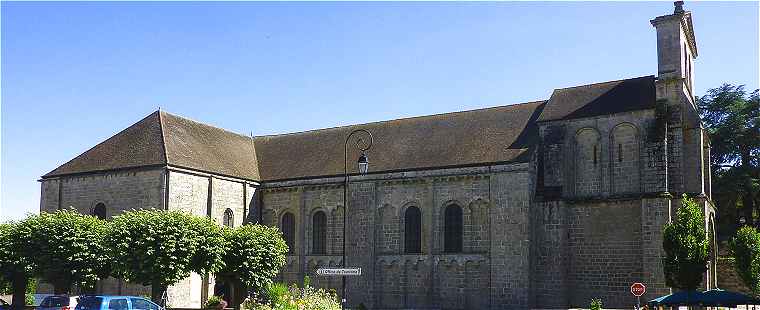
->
[
  {"left": 92, "top": 203, "right": 107, "bottom": 220},
  {"left": 223, "top": 208, "right": 234, "bottom": 228}
]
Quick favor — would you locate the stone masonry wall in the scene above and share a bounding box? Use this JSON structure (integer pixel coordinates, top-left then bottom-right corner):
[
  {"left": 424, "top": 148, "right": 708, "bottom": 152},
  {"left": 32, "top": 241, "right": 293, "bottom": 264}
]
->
[
  {"left": 46, "top": 168, "right": 165, "bottom": 217},
  {"left": 166, "top": 170, "right": 256, "bottom": 308},
  {"left": 261, "top": 164, "right": 532, "bottom": 310}
]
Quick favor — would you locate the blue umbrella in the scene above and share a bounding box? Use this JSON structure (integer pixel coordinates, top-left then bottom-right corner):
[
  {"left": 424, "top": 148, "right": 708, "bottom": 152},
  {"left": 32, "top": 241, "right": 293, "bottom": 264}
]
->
[
  {"left": 648, "top": 290, "right": 705, "bottom": 307},
  {"left": 700, "top": 289, "right": 760, "bottom": 307}
]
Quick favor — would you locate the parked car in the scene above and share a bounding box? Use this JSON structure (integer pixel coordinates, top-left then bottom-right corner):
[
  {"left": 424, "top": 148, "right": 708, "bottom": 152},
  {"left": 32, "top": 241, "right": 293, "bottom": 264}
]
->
[
  {"left": 38, "top": 295, "right": 78, "bottom": 310},
  {"left": 0, "top": 298, "right": 9, "bottom": 310},
  {"left": 75, "top": 296, "right": 161, "bottom": 310}
]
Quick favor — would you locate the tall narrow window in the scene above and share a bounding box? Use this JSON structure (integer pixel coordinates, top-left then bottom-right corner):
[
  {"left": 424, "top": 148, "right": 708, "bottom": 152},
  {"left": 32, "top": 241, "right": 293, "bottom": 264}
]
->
[
  {"left": 92, "top": 203, "right": 106, "bottom": 220},
  {"left": 443, "top": 205, "right": 463, "bottom": 253},
  {"left": 593, "top": 145, "right": 598, "bottom": 165},
  {"left": 312, "top": 211, "right": 327, "bottom": 254},
  {"left": 223, "top": 208, "right": 234, "bottom": 228},
  {"left": 618, "top": 144, "right": 623, "bottom": 162},
  {"left": 281, "top": 212, "right": 296, "bottom": 255},
  {"left": 404, "top": 206, "right": 422, "bottom": 254}
]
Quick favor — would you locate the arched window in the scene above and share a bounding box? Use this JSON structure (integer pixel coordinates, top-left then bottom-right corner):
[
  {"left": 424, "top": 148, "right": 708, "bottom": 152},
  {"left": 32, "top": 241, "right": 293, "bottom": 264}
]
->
[
  {"left": 312, "top": 211, "right": 327, "bottom": 254},
  {"left": 575, "top": 128, "right": 601, "bottom": 196},
  {"left": 443, "top": 205, "right": 463, "bottom": 253},
  {"left": 611, "top": 123, "right": 639, "bottom": 194},
  {"left": 223, "top": 208, "right": 234, "bottom": 228},
  {"left": 404, "top": 206, "right": 422, "bottom": 254},
  {"left": 281, "top": 212, "right": 296, "bottom": 255},
  {"left": 91, "top": 203, "right": 106, "bottom": 220}
]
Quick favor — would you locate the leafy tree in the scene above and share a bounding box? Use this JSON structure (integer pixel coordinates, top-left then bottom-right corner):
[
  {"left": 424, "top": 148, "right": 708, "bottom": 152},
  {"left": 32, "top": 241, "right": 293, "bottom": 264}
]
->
[
  {"left": 105, "top": 209, "right": 225, "bottom": 303},
  {"left": 218, "top": 224, "right": 287, "bottom": 295},
  {"left": 662, "top": 195, "right": 709, "bottom": 290},
  {"left": 0, "top": 222, "right": 35, "bottom": 309},
  {"left": 20, "top": 210, "right": 110, "bottom": 294},
  {"left": 730, "top": 226, "right": 760, "bottom": 296},
  {"left": 698, "top": 84, "right": 760, "bottom": 226}
]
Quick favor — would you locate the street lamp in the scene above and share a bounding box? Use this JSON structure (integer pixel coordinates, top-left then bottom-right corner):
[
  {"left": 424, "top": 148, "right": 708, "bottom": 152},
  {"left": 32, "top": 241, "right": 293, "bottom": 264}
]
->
[{"left": 342, "top": 129, "right": 372, "bottom": 310}]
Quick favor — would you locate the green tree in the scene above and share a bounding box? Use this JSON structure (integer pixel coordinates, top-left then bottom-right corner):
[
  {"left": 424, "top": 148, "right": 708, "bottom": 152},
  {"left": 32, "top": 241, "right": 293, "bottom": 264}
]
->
[
  {"left": 20, "top": 210, "right": 110, "bottom": 294},
  {"left": 729, "top": 226, "right": 760, "bottom": 296},
  {"left": 662, "top": 195, "right": 710, "bottom": 290},
  {"left": 105, "top": 209, "right": 225, "bottom": 303},
  {"left": 218, "top": 224, "right": 287, "bottom": 296},
  {"left": 698, "top": 84, "right": 760, "bottom": 226},
  {"left": 0, "top": 222, "right": 35, "bottom": 309}
]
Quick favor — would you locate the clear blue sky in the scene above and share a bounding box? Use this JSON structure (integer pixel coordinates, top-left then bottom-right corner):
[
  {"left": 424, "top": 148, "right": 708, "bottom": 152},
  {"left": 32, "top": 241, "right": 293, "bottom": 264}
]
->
[{"left": 1, "top": 1, "right": 758, "bottom": 220}]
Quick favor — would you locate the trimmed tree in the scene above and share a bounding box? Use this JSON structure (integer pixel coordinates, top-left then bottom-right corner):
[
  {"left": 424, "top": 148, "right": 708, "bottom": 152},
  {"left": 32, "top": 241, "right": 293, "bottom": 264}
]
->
[
  {"left": 21, "top": 210, "right": 110, "bottom": 294},
  {"left": 730, "top": 226, "right": 760, "bottom": 296},
  {"left": 662, "top": 194, "right": 709, "bottom": 291},
  {"left": 105, "top": 209, "right": 225, "bottom": 303},
  {"left": 218, "top": 224, "right": 287, "bottom": 296},
  {"left": 0, "top": 222, "right": 35, "bottom": 309}
]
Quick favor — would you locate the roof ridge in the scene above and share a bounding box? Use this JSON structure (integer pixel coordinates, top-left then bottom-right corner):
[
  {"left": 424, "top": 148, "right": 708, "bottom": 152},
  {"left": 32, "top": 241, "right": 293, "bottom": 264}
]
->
[
  {"left": 554, "top": 75, "right": 655, "bottom": 92},
  {"left": 254, "top": 100, "right": 547, "bottom": 139},
  {"left": 157, "top": 110, "right": 169, "bottom": 164},
  {"left": 160, "top": 110, "right": 252, "bottom": 140}
]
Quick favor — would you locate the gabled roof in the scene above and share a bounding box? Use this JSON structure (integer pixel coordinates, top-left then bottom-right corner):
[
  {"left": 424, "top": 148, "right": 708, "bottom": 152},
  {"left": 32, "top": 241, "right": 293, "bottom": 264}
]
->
[
  {"left": 42, "top": 111, "right": 260, "bottom": 180},
  {"left": 43, "top": 112, "right": 167, "bottom": 178},
  {"left": 42, "top": 76, "right": 657, "bottom": 182},
  {"left": 537, "top": 75, "right": 656, "bottom": 122},
  {"left": 253, "top": 101, "right": 545, "bottom": 181}
]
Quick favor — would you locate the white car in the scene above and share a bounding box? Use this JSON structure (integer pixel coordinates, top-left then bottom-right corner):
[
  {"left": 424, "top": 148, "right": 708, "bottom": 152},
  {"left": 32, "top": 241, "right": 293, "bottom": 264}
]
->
[{"left": 38, "top": 295, "right": 78, "bottom": 310}]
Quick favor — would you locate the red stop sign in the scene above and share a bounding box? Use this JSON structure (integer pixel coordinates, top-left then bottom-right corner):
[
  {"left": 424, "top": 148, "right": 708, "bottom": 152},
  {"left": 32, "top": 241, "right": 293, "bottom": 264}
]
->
[{"left": 631, "top": 282, "right": 646, "bottom": 297}]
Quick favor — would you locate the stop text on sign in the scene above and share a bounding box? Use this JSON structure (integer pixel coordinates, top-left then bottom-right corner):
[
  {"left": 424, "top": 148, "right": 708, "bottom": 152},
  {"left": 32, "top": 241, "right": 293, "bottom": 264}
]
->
[
  {"left": 630, "top": 282, "right": 646, "bottom": 297},
  {"left": 316, "top": 268, "right": 362, "bottom": 276}
]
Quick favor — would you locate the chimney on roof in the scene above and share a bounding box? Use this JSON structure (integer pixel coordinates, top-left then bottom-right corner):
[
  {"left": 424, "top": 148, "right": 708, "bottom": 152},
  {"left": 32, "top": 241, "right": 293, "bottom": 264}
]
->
[{"left": 674, "top": 1, "right": 685, "bottom": 14}]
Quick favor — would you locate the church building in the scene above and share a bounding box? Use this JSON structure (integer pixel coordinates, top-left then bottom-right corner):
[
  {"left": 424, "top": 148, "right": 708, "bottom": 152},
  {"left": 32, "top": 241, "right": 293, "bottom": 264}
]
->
[{"left": 39, "top": 2, "right": 717, "bottom": 309}]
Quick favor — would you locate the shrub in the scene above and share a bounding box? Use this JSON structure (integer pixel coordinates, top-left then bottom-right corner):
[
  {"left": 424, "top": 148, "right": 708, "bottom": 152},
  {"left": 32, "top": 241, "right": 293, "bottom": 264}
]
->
[
  {"left": 243, "top": 278, "right": 340, "bottom": 310},
  {"left": 590, "top": 298, "right": 602, "bottom": 310},
  {"left": 730, "top": 226, "right": 760, "bottom": 296},
  {"left": 204, "top": 296, "right": 223, "bottom": 309}
]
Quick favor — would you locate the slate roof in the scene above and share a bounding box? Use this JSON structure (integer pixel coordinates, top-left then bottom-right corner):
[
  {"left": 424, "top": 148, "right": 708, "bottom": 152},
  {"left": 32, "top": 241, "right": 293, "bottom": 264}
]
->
[
  {"left": 42, "top": 75, "right": 657, "bottom": 182},
  {"left": 537, "top": 75, "right": 656, "bottom": 122},
  {"left": 253, "top": 101, "right": 545, "bottom": 181},
  {"left": 42, "top": 111, "right": 260, "bottom": 180}
]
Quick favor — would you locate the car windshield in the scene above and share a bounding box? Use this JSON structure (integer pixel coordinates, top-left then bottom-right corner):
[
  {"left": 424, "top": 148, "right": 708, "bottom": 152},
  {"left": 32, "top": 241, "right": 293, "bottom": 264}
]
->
[
  {"left": 44, "top": 296, "right": 70, "bottom": 307},
  {"left": 75, "top": 297, "right": 102, "bottom": 310}
]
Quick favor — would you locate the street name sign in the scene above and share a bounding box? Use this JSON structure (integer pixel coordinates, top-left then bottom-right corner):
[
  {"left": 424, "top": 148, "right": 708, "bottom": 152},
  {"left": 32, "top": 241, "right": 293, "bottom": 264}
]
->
[
  {"left": 630, "top": 282, "right": 646, "bottom": 297},
  {"left": 316, "top": 268, "right": 362, "bottom": 276}
]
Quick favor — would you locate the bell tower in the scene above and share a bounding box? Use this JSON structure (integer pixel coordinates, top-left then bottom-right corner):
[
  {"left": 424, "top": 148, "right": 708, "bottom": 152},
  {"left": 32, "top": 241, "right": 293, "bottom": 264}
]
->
[
  {"left": 651, "top": 0, "right": 698, "bottom": 98},
  {"left": 650, "top": 1, "right": 704, "bottom": 195}
]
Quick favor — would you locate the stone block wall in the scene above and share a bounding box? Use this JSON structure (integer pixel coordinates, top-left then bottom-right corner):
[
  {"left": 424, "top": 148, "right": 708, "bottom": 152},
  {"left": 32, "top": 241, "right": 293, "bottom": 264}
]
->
[
  {"left": 261, "top": 164, "right": 532, "bottom": 309},
  {"left": 530, "top": 200, "right": 569, "bottom": 308},
  {"left": 566, "top": 200, "right": 643, "bottom": 307},
  {"left": 39, "top": 168, "right": 165, "bottom": 217},
  {"left": 539, "top": 110, "right": 656, "bottom": 200}
]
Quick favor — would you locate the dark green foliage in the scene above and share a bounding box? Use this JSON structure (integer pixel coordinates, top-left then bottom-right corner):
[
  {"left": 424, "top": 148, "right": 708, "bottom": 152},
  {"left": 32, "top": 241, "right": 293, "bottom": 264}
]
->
[
  {"left": 698, "top": 84, "right": 759, "bottom": 226},
  {"left": 730, "top": 226, "right": 760, "bottom": 296},
  {"left": 663, "top": 195, "right": 710, "bottom": 290},
  {"left": 0, "top": 222, "right": 35, "bottom": 307},
  {"left": 105, "top": 209, "right": 225, "bottom": 302},
  {"left": 218, "top": 224, "right": 287, "bottom": 292},
  {"left": 20, "top": 210, "right": 110, "bottom": 294}
]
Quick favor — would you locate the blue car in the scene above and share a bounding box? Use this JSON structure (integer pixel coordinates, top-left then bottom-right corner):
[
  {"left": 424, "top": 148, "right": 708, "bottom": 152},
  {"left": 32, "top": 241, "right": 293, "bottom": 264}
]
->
[{"left": 74, "top": 296, "right": 162, "bottom": 310}]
